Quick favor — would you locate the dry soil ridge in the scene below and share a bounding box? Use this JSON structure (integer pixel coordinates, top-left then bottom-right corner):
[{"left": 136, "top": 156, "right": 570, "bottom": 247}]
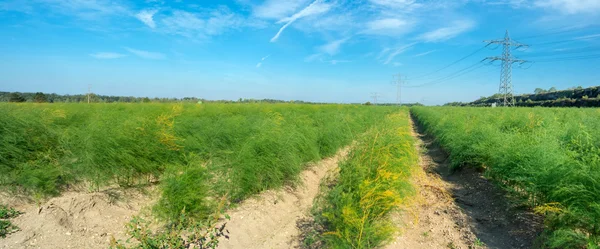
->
[
  {"left": 386, "top": 116, "right": 543, "bottom": 249},
  {"left": 217, "top": 147, "right": 349, "bottom": 249}
]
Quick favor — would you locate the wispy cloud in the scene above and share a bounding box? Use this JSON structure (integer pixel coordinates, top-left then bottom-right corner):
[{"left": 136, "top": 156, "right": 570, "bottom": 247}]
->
[
  {"left": 319, "top": 38, "right": 348, "bottom": 55},
  {"left": 90, "top": 52, "right": 126, "bottom": 59},
  {"left": 575, "top": 33, "right": 600, "bottom": 40},
  {"left": 417, "top": 20, "right": 475, "bottom": 42},
  {"left": 161, "top": 7, "right": 245, "bottom": 39},
  {"left": 253, "top": 0, "right": 310, "bottom": 19},
  {"left": 413, "top": 49, "right": 437, "bottom": 57},
  {"left": 39, "top": 0, "right": 130, "bottom": 20},
  {"left": 328, "top": 59, "right": 351, "bottom": 65},
  {"left": 125, "top": 47, "right": 165, "bottom": 59},
  {"left": 382, "top": 43, "right": 416, "bottom": 65},
  {"left": 270, "top": 0, "right": 332, "bottom": 42},
  {"left": 135, "top": 9, "right": 158, "bottom": 28},
  {"left": 256, "top": 54, "right": 271, "bottom": 68},
  {"left": 304, "top": 53, "right": 324, "bottom": 62},
  {"left": 534, "top": 0, "right": 600, "bottom": 14},
  {"left": 363, "top": 18, "right": 413, "bottom": 36}
]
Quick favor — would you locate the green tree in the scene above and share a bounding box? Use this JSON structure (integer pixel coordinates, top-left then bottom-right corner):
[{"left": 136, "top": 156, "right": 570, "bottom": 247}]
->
[
  {"left": 33, "top": 92, "right": 47, "bottom": 103},
  {"left": 534, "top": 88, "right": 546, "bottom": 94},
  {"left": 548, "top": 87, "right": 557, "bottom": 92},
  {"left": 8, "top": 93, "right": 26, "bottom": 103}
]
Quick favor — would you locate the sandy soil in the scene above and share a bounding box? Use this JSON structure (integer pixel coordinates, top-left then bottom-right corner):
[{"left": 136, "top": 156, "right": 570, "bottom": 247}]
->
[
  {"left": 385, "top": 119, "right": 479, "bottom": 249},
  {"left": 217, "top": 148, "right": 349, "bottom": 249},
  {"left": 0, "top": 188, "right": 154, "bottom": 249},
  {"left": 386, "top": 117, "right": 543, "bottom": 249}
]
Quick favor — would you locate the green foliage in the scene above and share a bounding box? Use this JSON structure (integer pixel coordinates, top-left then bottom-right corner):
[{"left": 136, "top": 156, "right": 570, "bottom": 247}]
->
[
  {"left": 309, "top": 109, "right": 418, "bottom": 249},
  {"left": 0, "top": 220, "right": 18, "bottom": 238},
  {"left": 33, "top": 92, "right": 47, "bottom": 103},
  {"left": 0, "top": 205, "right": 20, "bottom": 238},
  {"left": 154, "top": 157, "right": 213, "bottom": 222},
  {"left": 0, "top": 103, "right": 393, "bottom": 223},
  {"left": 411, "top": 106, "right": 600, "bottom": 248},
  {"left": 111, "top": 198, "right": 230, "bottom": 249},
  {"left": 8, "top": 93, "right": 25, "bottom": 103},
  {"left": 0, "top": 205, "right": 20, "bottom": 219}
]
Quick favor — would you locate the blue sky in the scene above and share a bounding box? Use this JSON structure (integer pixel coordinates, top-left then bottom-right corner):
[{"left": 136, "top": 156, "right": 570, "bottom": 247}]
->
[{"left": 0, "top": 0, "right": 599, "bottom": 105}]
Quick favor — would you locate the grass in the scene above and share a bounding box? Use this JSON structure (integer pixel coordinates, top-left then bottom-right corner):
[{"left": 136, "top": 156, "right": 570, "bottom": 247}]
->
[
  {"left": 0, "top": 205, "right": 20, "bottom": 238},
  {"left": 307, "top": 109, "right": 418, "bottom": 248},
  {"left": 411, "top": 106, "right": 600, "bottom": 248},
  {"left": 0, "top": 103, "right": 395, "bottom": 224}
]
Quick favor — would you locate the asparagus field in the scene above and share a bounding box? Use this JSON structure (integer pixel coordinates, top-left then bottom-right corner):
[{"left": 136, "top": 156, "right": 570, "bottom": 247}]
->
[
  {"left": 411, "top": 107, "right": 600, "bottom": 248},
  {"left": 307, "top": 109, "right": 418, "bottom": 248},
  {"left": 0, "top": 103, "right": 395, "bottom": 222},
  {"left": 3, "top": 103, "right": 599, "bottom": 249}
]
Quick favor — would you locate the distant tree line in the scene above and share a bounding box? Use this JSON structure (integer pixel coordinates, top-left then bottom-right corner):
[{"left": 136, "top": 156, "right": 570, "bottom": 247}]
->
[
  {"left": 445, "top": 85, "right": 600, "bottom": 107},
  {"left": 0, "top": 91, "right": 347, "bottom": 105}
]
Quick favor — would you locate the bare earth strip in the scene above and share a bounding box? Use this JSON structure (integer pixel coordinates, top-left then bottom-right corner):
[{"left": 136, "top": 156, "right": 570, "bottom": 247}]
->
[
  {"left": 386, "top": 117, "right": 542, "bottom": 249},
  {"left": 385, "top": 119, "right": 478, "bottom": 249},
  {"left": 0, "top": 188, "right": 154, "bottom": 249},
  {"left": 217, "top": 147, "right": 349, "bottom": 249}
]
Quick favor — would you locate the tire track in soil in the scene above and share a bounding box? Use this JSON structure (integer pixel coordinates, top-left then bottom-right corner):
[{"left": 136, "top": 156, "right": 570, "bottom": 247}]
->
[
  {"left": 386, "top": 116, "right": 543, "bottom": 249},
  {"left": 217, "top": 147, "right": 349, "bottom": 249}
]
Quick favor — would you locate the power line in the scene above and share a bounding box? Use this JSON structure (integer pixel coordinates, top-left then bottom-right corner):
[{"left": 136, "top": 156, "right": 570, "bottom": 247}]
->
[
  {"left": 514, "top": 25, "right": 592, "bottom": 40},
  {"left": 517, "top": 47, "right": 600, "bottom": 58},
  {"left": 483, "top": 30, "right": 529, "bottom": 107},
  {"left": 407, "top": 46, "right": 488, "bottom": 80},
  {"left": 405, "top": 61, "right": 485, "bottom": 88},
  {"left": 529, "top": 54, "right": 600, "bottom": 62}
]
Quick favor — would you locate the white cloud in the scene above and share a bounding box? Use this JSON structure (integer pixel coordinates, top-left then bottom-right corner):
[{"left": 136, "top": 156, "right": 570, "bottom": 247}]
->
[
  {"left": 575, "top": 33, "right": 600, "bottom": 40},
  {"left": 253, "top": 0, "right": 310, "bottom": 19},
  {"left": 89, "top": 52, "right": 126, "bottom": 59},
  {"left": 369, "top": 0, "right": 417, "bottom": 8},
  {"left": 417, "top": 20, "right": 475, "bottom": 42},
  {"left": 413, "top": 49, "right": 437, "bottom": 57},
  {"left": 534, "top": 0, "right": 600, "bottom": 14},
  {"left": 256, "top": 54, "right": 271, "bottom": 68},
  {"left": 270, "top": 0, "right": 333, "bottom": 42},
  {"left": 38, "top": 0, "right": 130, "bottom": 19},
  {"left": 376, "top": 48, "right": 391, "bottom": 60},
  {"left": 329, "top": 59, "right": 351, "bottom": 65},
  {"left": 161, "top": 7, "right": 244, "bottom": 38},
  {"left": 304, "top": 53, "right": 324, "bottom": 62},
  {"left": 319, "top": 38, "right": 348, "bottom": 55},
  {"left": 135, "top": 9, "right": 158, "bottom": 28},
  {"left": 125, "top": 47, "right": 165, "bottom": 59},
  {"left": 364, "top": 18, "right": 413, "bottom": 36},
  {"left": 383, "top": 43, "right": 416, "bottom": 64}
]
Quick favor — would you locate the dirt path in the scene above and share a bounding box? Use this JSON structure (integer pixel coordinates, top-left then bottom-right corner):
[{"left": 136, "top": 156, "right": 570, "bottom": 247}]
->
[
  {"left": 386, "top": 117, "right": 543, "bottom": 249},
  {"left": 217, "top": 147, "right": 349, "bottom": 249},
  {"left": 0, "top": 188, "right": 153, "bottom": 249}
]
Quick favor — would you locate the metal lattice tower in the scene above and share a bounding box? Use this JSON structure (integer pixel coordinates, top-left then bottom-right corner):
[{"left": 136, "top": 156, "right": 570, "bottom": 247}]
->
[
  {"left": 370, "top": 92, "right": 381, "bottom": 105},
  {"left": 392, "top": 73, "right": 404, "bottom": 106},
  {"left": 484, "top": 30, "right": 528, "bottom": 107}
]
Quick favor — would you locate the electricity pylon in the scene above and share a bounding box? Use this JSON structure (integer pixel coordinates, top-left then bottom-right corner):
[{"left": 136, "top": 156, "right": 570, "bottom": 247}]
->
[
  {"left": 392, "top": 73, "right": 404, "bottom": 106},
  {"left": 370, "top": 92, "right": 381, "bottom": 105},
  {"left": 484, "top": 30, "right": 528, "bottom": 107}
]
